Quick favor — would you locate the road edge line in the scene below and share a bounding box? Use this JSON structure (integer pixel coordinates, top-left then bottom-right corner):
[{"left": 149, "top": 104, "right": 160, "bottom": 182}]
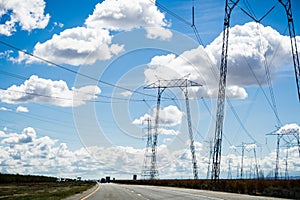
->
[{"left": 81, "top": 182, "right": 101, "bottom": 200}]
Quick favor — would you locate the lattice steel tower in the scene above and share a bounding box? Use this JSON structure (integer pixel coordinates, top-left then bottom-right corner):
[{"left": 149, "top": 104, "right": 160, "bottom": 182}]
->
[
  {"left": 145, "top": 78, "right": 202, "bottom": 180},
  {"left": 141, "top": 118, "right": 153, "bottom": 179},
  {"left": 211, "top": 0, "right": 239, "bottom": 182},
  {"left": 279, "top": 0, "right": 300, "bottom": 101}
]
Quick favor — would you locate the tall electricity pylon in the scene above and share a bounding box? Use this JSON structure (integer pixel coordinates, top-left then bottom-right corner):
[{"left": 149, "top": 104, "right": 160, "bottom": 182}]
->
[
  {"left": 211, "top": 0, "right": 239, "bottom": 182},
  {"left": 227, "top": 158, "right": 232, "bottom": 179},
  {"left": 206, "top": 140, "right": 213, "bottom": 179},
  {"left": 145, "top": 78, "right": 202, "bottom": 180},
  {"left": 279, "top": 0, "right": 300, "bottom": 101},
  {"left": 144, "top": 85, "right": 164, "bottom": 180},
  {"left": 267, "top": 128, "right": 300, "bottom": 180},
  {"left": 141, "top": 118, "right": 153, "bottom": 179}
]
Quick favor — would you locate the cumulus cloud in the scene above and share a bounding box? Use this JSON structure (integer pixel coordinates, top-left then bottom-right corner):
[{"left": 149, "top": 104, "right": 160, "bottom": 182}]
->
[
  {"left": 133, "top": 105, "right": 183, "bottom": 127},
  {"left": 0, "top": 0, "right": 50, "bottom": 36},
  {"left": 0, "top": 106, "right": 11, "bottom": 111},
  {"left": 12, "top": 0, "right": 171, "bottom": 66},
  {"left": 145, "top": 22, "right": 299, "bottom": 99},
  {"left": 0, "top": 131, "right": 6, "bottom": 137},
  {"left": 16, "top": 106, "right": 29, "bottom": 113},
  {"left": 0, "top": 75, "right": 101, "bottom": 107},
  {"left": 23, "top": 27, "right": 124, "bottom": 65},
  {"left": 2, "top": 127, "right": 36, "bottom": 145},
  {"left": 0, "top": 127, "right": 299, "bottom": 179},
  {"left": 277, "top": 123, "right": 300, "bottom": 135},
  {"left": 85, "top": 0, "right": 172, "bottom": 40}
]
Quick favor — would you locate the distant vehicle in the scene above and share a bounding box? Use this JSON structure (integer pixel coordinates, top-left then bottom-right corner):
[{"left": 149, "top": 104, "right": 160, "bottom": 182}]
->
[{"left": 100, "top": 178, "right": 106, "bottom": 183}]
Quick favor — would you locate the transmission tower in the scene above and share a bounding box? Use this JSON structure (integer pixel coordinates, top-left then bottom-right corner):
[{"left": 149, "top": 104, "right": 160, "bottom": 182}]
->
[
  {"left": 211, "top": 0, "right": 239, "bottom": 183},
  {"left": 267, "top": 128, "right": 300, "bottom": 180},
  {"left": 237, "top": 143, "right": 245, "bottom": 179},
  {"left": 144, "top": 85, "right": 164, "bottom": 180},
  {"left": 141, "top": 118, "right": 154, "bottom": 179},
  {"left": 278, "top": 0, "right": 300, "bottom": 101},
  {"left": 284, "top": 144, "right": 289, "bottom": 180},
  {"left": 206, "top": 140, "right": 213, "bottom": 179},
  {"left": 227, "top": 158, "right": 232, "bottom": 179},
  {"left": 145, "top": 78, "right": 202, "bottom": 180},
  {"left": 237, "top": 142, "right": 260, "bottom": 179},
  {"left": 253, "top": 145, "right": 260, "bottom": 179}
]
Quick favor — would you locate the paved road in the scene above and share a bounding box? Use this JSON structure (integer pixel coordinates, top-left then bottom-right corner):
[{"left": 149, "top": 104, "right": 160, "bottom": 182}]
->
[{"left": 86, "top": 183, "right": 286, "bottom": 200}]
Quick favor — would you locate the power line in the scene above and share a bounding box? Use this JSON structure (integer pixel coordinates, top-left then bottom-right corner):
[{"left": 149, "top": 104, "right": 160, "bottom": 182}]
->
[
  {"left": 0, "top": 40, "right": 164, "bottom": 100},
  {"left": 148, "top": 0, "right": 192, "bottom": 26}
]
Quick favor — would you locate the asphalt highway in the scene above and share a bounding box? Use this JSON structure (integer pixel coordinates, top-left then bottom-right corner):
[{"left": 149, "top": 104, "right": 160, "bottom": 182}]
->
[{"left": 85, "top": 183, "right": 286, "bottom": 200}]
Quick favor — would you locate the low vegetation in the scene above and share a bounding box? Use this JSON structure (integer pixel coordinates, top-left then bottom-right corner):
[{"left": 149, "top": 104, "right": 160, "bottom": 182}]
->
[
  {"left": 0, "top": 173, "right": 95, "bottom": 200},
  {"left": 114, "top": 179, "right": 300, "bottom": 199}
]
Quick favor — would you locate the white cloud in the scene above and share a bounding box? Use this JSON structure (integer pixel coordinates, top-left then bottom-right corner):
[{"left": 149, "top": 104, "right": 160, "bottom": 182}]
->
[
  {"left": 9, "top": 0, "right": 171, "bottom": 66},
  {"left": 157, "top": 105, "right": 184, "bottom": 127},
  {"left": 0, "top": 127, "right": 299, "bottom": 179},
  {"left": 0, "top": 0, "right": 50, "bottom": 36},
  {"left": 2, "top": 127, "right": 36, "bottom": 145},
  {"left": 85, "top": 0, "right": 172, "bottom": 40},
  {"left": 16, "top": 106, "right": 29, "bottom": 113},
  {"left": 157, "top": 128, "right": 179, "bottom": 135},
  {"left": 133, "top": 105, "right": 183, "bottom": 128},
  {"left": 277, "top": 123, "right": 300, "bottom": 135},
  {"left": 120, "top": 91, "right": 133, "bottom": 97},
  {"left": 145, "top": 22, "right": 299, "bottom": 99},
  {"left": 206, "top": 22, "right": 293, "bottom": 86},
  {"left": 0, "top": 131, "right": 6, "bottom": 137},
  {"left": 24, "top": 27, "right": 124, "bottom": 66},
  {"left": 53, "top": 22, "right": 64, "bottom": 28},
  {"left": 0, "top": 75, "right": 101, "bottom": 107},
  {"left": 0, "top": 106, "right": 11, "bottom": 111}
]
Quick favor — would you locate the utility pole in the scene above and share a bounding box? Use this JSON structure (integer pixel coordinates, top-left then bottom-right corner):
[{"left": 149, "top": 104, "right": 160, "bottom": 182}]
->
[
  {"left": 211, "top": 0, "right": 239, "bottom": 183},
  {"left": 145, "top": 78, "right": 202, "bottom": 180}
]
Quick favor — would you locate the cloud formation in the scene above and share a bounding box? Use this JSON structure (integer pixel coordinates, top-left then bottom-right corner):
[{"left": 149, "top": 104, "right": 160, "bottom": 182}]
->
[
  {"left": 0, "top": 75, "right": 101, "bottom": 107},
  {"left": 16, "top": 106, "right": 29, "bottom": 113},
  {"left": 0, "top": 126, "right": 299, "bottom": 179},
  {"left": 85, "top": 0, "right": 172, "bottom": 40},
  {"left": 133, "top": 105, "right": 183, "bottom": 127},
  {"left": 145, "top": 22, "right": 299, "bottom": 99},
  {"left": 132, "top": 105, "right": 183, "bottom": 135},
  {"left": 27, "top": 27, "right": 124, "bottom": 65},
  {"left": 277, "top": 123, "right": 300, "bottom": 135},
  {"left": 12, "top": 0, "right": 171, "bottom": 66},
  {"left": 0, "top": 0, "right": 50, "bottom": 36}
]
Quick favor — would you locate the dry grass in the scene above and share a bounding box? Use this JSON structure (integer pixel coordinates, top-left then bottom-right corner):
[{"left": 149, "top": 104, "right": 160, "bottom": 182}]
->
[
  {"left": 0, "top": 181, "right": 95, "bottom": 200},
  {"left": 114, "top": 179, "right": 300, "bottom": 199}
]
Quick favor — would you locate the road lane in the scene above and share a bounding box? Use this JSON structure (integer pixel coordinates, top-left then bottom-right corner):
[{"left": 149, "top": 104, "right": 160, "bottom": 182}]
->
[
  {"left": 86, "top": 183, "right": 287, "bottom": 200},
  {"left": 86, "top": 183, "right": 146, "bottom": 200}
]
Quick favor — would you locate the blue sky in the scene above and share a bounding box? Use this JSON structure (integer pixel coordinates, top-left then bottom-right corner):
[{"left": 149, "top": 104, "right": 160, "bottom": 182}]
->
[{"left": 0, "top": 0, "right": 299, "bottom": 180}]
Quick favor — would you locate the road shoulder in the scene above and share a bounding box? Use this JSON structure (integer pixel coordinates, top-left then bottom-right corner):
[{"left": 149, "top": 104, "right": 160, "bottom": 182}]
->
[{"left": 63, "top": 182, "right": 100, "bottom": 200}]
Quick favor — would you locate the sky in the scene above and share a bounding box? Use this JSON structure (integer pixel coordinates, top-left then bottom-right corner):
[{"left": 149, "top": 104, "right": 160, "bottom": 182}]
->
[{"left": 0, "top": 0, "right": 299, "bottom": 180}]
